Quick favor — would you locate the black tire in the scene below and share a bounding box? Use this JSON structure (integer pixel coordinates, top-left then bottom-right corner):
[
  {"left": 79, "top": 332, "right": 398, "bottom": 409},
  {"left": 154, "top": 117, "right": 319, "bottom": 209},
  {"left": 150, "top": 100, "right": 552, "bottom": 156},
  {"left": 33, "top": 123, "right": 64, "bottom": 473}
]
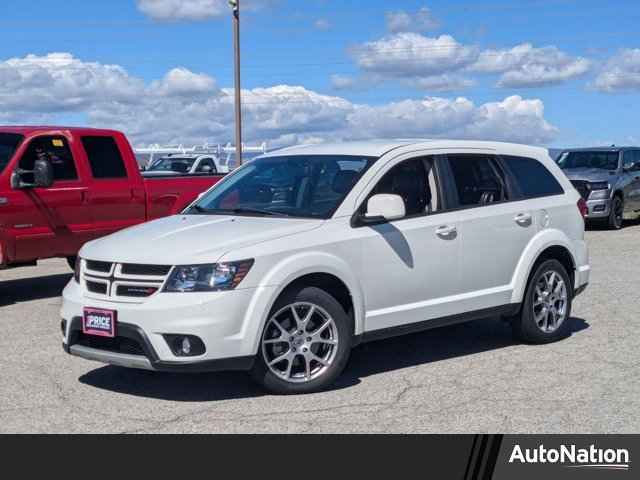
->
[
  {"left": 66, "top": 256, "right": 77, "bottom": 271},
  {"left": 250, "top": 286, "right": 353, "bottom": 394},
  {"left": 512, "top": 259, "right": 573, "bottom": 344},
  {"left": 607, "top": 195, "right": 624, "bottom": 230}
]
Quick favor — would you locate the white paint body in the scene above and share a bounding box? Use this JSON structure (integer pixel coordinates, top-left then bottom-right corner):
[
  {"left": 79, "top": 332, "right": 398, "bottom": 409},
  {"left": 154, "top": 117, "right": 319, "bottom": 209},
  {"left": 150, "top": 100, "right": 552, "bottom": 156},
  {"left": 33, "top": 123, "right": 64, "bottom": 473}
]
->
[{"left": 62, "top": 140, "right": 590, "bottom": 366}]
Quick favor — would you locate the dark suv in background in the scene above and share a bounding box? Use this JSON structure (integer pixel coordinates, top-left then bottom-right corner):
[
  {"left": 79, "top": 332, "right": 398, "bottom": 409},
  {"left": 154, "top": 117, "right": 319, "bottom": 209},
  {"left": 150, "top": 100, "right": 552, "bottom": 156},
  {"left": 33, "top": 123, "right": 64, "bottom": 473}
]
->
[{"left": 557, "top": 147, "right": 640, "bottom": 229}]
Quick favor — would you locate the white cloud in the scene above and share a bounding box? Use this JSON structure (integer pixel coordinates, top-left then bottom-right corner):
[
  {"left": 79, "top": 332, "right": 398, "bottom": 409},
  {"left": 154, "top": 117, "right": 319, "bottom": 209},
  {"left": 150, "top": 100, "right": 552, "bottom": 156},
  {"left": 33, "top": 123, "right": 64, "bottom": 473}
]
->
[
  {"left": 592, "top": 49, "right": 640, "bottom": 92},
  {"left": 352, "top": 33, "right": 479, "bottom": 78},
  {"left": 349, "top": 33, "right": 590, "bottom": 90},
  {"left": 330, "top": 74, "right": 357, "bottom": 90},
  {"left": 136, "top": 0, "right": 273, "bottom": 21},
  {"left": 314, "top": 18, "right": 331, "bottom": 31},
  {"left": 404, "top": 74, "right": 475, "bottom": 92},
  {"left": 346, "top": 95, "right": 557, "bottom": 145},
  {"left": 470, "top": 43, "right": 591, "bottom": 87},
  {"left": 0, "top": 52, "right": 558, "bottom": 146},
  {"left": 386, "top": 7, "right": 440, "bottom": 33}
]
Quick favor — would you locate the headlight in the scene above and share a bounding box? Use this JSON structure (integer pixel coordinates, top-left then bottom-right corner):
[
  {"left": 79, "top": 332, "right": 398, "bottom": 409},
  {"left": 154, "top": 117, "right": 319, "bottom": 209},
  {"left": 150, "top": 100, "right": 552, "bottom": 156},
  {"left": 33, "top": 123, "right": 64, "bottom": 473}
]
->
[
  {"left": 164, "top": 260, "right": 254, "bottom": 292},
  {"left": 74, "top": 257, "right": 82, "bottom": 284}
]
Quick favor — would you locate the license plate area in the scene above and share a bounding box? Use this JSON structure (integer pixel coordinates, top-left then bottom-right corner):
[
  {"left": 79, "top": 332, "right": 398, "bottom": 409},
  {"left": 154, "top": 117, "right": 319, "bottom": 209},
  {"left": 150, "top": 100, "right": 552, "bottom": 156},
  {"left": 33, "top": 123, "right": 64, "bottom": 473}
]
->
[{"left": 82, "top": 308, "right": 117, "bottom": 338}]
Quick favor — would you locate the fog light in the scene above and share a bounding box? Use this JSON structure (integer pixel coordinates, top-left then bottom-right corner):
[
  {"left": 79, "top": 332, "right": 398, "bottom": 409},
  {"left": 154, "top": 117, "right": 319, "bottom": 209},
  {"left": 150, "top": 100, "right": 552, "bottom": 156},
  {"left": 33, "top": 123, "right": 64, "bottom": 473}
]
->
[
  {"left": 181, "top": 337, "right": 191, "bottom": 355},
  {"left": 163, "top": 334, "right": 206, "bottom": 357}
]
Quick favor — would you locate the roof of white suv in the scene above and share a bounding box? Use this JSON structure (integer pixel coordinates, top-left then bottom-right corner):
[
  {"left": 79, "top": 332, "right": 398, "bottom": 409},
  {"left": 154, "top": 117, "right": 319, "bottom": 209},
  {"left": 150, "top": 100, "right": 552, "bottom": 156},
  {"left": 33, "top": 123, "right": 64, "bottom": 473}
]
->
[{"left": 262, "top": 140, "right": 549, "bottom": 159}]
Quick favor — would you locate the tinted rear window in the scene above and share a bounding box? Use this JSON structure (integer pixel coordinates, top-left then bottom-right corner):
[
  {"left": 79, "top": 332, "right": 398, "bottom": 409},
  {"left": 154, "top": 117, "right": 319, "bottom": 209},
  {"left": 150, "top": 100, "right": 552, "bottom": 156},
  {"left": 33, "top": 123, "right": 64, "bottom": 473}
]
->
[
  {"left": 0, "top": 133, "right": 24, "bottom": 175},
  {"left": 82, "top": 136, "right": 127, "bottom": 179},
  {"left": 502, "top": 155, "right": 564, "bottom": 198}
]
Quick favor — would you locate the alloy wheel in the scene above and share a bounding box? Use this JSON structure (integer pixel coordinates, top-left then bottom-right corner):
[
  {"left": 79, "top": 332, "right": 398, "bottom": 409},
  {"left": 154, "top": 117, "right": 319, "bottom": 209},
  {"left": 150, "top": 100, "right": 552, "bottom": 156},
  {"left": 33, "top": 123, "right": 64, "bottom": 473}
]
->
[
  {"left": 533, "top": 270, "right": 568, "bottom": 333},
  {"left": 261, "top": 302, "right": 339, "bottom": 383}
]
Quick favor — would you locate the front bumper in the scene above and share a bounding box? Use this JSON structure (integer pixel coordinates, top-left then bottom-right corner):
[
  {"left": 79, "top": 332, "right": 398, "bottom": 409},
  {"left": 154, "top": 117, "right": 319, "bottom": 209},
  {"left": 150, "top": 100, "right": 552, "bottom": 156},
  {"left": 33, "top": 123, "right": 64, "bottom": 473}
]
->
[
  {"left": 61, "top": 280, "right": 277, "bottom": 371},
  {"left": 62, "top": 317, "right": 254, "bottom": 372}
]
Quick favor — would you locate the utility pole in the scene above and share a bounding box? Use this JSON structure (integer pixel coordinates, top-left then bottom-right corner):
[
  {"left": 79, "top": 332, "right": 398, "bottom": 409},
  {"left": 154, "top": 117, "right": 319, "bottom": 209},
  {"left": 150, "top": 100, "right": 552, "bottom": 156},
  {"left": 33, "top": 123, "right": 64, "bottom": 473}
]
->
[{"left": 229, "top": 0, "right": 243, "bottom": 167}]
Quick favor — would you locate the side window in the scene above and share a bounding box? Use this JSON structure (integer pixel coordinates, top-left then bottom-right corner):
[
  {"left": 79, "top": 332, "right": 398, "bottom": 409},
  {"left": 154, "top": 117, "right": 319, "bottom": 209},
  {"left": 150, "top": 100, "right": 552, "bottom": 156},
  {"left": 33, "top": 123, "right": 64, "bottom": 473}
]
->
[
  {"left": 81, "top": 136, "right": 127, "bottom": 179},
  {"left": 633, "top": 151, "right": 640, "bottom": 170},
  {"left": 502, "top": 155, "right": 564, "bottom": 198},
  {"left": 196, "top": 158, "right": 216, "bottom": 173},
  {"left": 20, "top": 136, "right": 78, "bottom": 182},
  {"left": 623, "top": 151, "right": 635, "bottom": 169},
  {"left": 368, "top": 157, "right": 439, "bottom": 216},
  {"left": 447, "top": 155, "right": 507, "bottom": 207}
]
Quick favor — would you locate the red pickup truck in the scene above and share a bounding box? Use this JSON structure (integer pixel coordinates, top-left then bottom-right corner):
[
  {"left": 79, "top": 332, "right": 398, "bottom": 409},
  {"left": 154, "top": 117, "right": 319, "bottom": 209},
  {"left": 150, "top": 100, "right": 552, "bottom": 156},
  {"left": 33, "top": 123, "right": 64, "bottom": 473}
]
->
[{"left": 0, "top": 126, "right": 223, "bottom": 270}]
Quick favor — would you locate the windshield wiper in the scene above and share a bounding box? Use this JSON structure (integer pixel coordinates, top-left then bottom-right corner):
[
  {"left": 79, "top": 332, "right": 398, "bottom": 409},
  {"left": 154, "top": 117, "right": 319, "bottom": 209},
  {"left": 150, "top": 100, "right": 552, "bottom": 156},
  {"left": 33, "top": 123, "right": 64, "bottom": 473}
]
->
[
  {"left": 188, "top": 206, "right": 289, "bottom": 217},
  {"left": 227, "top": 207, "right": 290, "bottom": 217}
]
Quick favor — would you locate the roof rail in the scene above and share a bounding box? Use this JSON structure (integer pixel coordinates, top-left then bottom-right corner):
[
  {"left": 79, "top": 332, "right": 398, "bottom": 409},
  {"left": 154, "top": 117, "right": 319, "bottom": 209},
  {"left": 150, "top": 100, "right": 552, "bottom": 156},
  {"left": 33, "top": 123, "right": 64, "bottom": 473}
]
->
[{"left": 134, "top": 142, "right": 268, "bottom": 156}]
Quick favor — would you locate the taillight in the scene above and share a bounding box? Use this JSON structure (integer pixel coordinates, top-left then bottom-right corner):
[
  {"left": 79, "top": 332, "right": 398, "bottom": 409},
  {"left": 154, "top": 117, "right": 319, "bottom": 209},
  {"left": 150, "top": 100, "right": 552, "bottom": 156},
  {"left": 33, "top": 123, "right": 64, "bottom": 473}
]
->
[{"left": 577, "top": 198, "right": 588, "bottom": 218}]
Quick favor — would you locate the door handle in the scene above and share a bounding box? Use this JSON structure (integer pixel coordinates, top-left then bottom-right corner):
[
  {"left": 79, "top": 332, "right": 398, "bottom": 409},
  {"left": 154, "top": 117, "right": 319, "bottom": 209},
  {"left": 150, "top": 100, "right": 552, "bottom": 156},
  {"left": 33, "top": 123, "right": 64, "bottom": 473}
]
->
[
  {"left": 436, "top": 225, "right": 457, "bottom": 237},
  {"left": 514, "top": 213, "right": 532, "bottom": 226}
]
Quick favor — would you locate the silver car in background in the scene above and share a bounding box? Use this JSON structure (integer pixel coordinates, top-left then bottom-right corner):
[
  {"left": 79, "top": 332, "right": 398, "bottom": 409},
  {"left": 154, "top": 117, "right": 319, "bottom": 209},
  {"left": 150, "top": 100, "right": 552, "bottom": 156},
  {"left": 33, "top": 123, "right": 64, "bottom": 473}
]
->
[{"left": 558, "top": 147, "right": 640, "bottom": 229}]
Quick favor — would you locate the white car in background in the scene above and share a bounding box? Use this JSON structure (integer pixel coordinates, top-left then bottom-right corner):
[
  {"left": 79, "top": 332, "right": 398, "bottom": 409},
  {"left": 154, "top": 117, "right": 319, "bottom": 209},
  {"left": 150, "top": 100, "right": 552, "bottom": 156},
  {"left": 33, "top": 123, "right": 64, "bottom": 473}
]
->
[
  {"left": 143, "top": 154, "right": 226, "bottom": 176},
  {"left": 62, "top": 140, "right": 590, "bottom": 394}
]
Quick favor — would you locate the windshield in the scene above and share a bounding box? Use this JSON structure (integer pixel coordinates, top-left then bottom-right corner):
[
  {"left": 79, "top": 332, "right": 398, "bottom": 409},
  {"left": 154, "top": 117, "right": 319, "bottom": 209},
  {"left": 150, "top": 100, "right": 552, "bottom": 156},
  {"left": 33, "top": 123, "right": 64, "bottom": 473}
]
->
[
  {"left": 557, "top": 151, "right": 620, "bottom": 171},
  {"left": 0, "top": 133, "right": 24, "bottom": 175},
  {"left": 188, "top": 155, "right": 376, "bottom": 219},
  {"left": 148, "top": 157, "right": 196, "bottom": 173}
]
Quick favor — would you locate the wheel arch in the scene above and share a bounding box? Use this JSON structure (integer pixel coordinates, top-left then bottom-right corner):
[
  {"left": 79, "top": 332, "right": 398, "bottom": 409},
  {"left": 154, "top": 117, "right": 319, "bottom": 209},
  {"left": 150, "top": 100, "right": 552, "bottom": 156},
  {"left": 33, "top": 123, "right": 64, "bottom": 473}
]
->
[
  {"left": 511, "top": 229, "right": 577, "bottom": 304},
  {"left": 244, "top": 252, "right": 366, "bottom": 355}
]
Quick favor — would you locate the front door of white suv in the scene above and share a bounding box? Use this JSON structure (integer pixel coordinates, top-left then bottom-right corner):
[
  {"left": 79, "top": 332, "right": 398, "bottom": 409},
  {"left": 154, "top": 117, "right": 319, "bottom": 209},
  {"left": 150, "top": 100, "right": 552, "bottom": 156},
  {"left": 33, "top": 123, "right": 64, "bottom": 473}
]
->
[
  {"left": 353, "top": 155, "right": 462, "bottom": 332},
  {"left": 443, "top": 154, "right": 537, "bottom": 311}
]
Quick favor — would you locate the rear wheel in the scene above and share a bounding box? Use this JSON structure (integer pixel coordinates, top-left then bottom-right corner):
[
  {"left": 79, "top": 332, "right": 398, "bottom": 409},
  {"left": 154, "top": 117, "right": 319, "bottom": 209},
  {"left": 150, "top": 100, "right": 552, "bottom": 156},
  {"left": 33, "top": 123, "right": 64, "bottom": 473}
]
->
[
  {"left": 512, "top": 259, "right": 572, "bottom": 344},
  {"left": 250, "top": 286, "right": 352, "bottom": 394},
  {"left": 607, "top": 195, "right": 624, "bottom": 230}
]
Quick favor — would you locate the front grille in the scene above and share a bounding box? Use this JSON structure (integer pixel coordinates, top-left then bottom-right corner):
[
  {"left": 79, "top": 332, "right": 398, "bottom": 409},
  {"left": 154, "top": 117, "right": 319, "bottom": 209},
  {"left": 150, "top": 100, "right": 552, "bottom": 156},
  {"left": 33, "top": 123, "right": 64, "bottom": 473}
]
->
[
  {"left": 75, "top": 332, "right": 145, "bottom": 356},
  {"left": 121, "top": 263, "right": 172, "bottom": 276},
  {"left": 86, "top": 280, "right": 108, "bottom": 295},
  {"left": 86, "top": 260, "right": 112, "bottom": 273},
  {"left": 116, "top": 285, "right": 159, "bottom": 298},
  {"left": 82, "top": 259, "right": 171, "bottom": 300},
  {"left": 571, "top": 180, "right": 590, "bottom": 200}
]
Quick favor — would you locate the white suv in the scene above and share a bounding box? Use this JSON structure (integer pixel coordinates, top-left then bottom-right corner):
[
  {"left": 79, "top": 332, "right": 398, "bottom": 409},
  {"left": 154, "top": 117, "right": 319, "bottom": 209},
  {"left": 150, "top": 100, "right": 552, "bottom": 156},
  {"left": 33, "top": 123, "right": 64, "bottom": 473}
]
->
[{"left": 62, "top": 140, "right": 590, "bottom": 394}]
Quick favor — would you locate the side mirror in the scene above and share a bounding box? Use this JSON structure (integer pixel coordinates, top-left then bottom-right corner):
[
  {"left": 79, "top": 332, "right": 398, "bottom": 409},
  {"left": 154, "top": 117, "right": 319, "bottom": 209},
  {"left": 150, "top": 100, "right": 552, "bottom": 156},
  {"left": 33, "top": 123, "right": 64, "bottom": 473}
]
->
[
  {"left": 11, "top": 159, "right": 54, "bottom": 189},
  {"left": 33, "top": 159, "right": 54, "bottom": 187},
  {"left": 363, "top": 194, "right": 406, "bottom": 224}
]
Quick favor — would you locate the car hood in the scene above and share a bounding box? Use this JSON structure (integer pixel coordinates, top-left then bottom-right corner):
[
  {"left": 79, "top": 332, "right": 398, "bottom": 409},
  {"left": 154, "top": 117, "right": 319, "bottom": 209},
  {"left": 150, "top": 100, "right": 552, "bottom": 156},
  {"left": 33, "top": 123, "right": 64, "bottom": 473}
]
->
[
  {"left": 561, "top": 167, "right": 618, "bottom": 183},
  {"left": 80, "top": 215, "right": 323, "bottom": 265}
]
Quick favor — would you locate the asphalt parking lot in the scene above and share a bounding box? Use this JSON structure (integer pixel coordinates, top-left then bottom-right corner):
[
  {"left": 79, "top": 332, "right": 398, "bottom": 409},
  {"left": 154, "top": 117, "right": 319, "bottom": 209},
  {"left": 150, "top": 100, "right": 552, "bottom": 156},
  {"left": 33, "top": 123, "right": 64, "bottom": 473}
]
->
[{"left": 1, "top": 222, "right": 639, "bottom": 433}]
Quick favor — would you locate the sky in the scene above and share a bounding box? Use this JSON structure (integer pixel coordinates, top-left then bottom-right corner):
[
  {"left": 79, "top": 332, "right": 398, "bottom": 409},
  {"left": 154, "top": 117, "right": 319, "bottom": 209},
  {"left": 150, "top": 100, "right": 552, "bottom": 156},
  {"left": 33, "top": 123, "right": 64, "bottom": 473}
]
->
[{"left": 0, "top": 0, "right": 638, "bottom": 149}]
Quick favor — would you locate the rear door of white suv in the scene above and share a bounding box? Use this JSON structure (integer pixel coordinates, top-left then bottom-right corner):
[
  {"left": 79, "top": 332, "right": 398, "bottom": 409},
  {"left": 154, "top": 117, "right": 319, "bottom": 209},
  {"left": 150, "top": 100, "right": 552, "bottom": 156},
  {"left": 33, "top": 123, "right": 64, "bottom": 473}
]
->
[{"left": 441, "top": 153, "right": 539, "bottom": 312}]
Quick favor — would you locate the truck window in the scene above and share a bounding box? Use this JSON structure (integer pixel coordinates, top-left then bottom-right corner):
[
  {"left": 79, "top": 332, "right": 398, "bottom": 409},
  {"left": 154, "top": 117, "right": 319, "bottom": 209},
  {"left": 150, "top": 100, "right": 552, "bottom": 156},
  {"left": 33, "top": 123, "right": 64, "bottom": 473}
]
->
[
  {"left": 82, "top": 136, "right": 127, "bottom": 179},
  {"left": 0, "top": 133, "right": 23, "bottom": 175},
  {"left": 20, "top": 136, "right": 78, "bottom": 181}
]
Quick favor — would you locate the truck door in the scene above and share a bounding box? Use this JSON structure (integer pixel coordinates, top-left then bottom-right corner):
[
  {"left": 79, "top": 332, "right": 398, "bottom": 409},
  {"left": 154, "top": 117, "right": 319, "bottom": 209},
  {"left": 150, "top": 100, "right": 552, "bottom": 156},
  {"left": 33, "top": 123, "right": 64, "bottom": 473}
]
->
[
  {"left": 12, "top": 135, "right": 93, "bottom": 261},
  {"left": 79, "top": 135, "right": 146, "bottom": 238}
]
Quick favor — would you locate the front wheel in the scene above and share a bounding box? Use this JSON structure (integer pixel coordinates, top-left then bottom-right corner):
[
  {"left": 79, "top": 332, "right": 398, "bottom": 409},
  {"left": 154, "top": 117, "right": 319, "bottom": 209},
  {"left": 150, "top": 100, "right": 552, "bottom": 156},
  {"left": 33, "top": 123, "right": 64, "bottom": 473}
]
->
[
  {"left": 512, "top": 259, "right": 572, "bottom": 344},
  {"left": 250, "top": 286, "right": 352, "bottom": 394},
  {"left": 607, "top": 196, "right": 624, "bottom": 230}
]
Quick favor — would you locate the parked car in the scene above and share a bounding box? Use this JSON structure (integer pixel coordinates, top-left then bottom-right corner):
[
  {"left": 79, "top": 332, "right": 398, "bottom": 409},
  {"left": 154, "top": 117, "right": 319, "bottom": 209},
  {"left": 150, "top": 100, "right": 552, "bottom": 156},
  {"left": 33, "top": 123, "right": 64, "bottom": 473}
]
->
[
  {"left": 557, "top": 146, "right": 640, "bottom": 229},
  {"left": 0, "top": 126, "right": 224, "bottom": 270},
  {"left": 144, "top": 154, "right": 228, "bottom": 176},
  {"left": 62, "top": 140, "right": 590, "bottom": 394}
]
